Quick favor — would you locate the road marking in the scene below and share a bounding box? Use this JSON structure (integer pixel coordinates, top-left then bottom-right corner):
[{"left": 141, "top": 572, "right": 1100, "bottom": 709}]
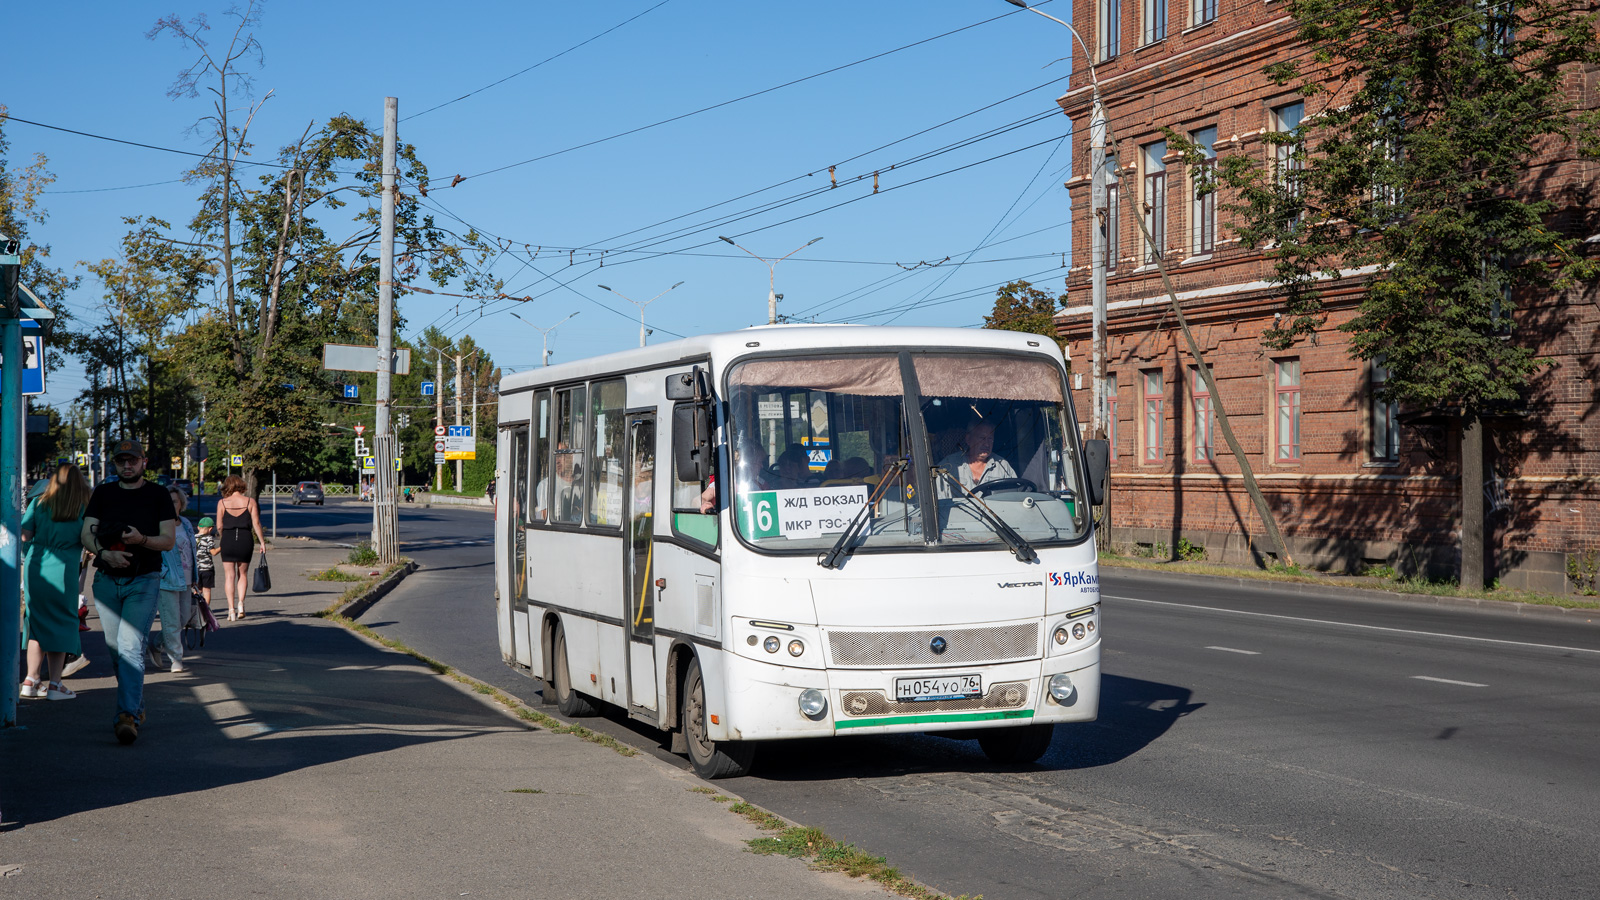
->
[
  {"left": 1412, "top": 675, "right": 1488, "bottom": 687},
  {"left": 1205, "top": 646, "right": 1260, "bottom": 655},
  {"left": 1104, "top": 594, "right": 1600, "bottom": 656}
]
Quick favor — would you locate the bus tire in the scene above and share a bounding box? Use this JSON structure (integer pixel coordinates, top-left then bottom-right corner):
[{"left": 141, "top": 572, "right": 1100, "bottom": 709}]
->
[
  {"left": 682, "top": 657, "right": 754, "bottom": 779},
  {"left": 978, "top": 723, "right": 1055, "bottom": 765},
  {"left": 552, "top": 625, "right": 598, "bottom": 718}
]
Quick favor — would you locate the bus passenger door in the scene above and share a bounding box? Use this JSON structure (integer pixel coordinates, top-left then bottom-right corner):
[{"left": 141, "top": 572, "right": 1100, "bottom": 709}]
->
[
  {"left": 625, "top": 413, "right": 659, "bottom": 714},
  {"left": 508, "top": 425, "right": 532, "bottom": 667}
]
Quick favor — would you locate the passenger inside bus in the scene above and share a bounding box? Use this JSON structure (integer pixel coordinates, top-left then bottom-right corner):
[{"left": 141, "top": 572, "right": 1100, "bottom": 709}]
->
[{"left": 535, "top": 441, "right": 582, "bottom": 523}]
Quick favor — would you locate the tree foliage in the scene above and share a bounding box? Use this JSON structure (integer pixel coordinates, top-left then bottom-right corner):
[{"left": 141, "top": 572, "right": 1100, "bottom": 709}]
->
[
  {"left": 983, "top": 279, "right": 1065, "bottom": 349},
  {"left": 1204, "top": 0, "right": 1600, "bottom": 412},
  {"left": 0, "top": 106, "right": 81, "bottom": 368}
]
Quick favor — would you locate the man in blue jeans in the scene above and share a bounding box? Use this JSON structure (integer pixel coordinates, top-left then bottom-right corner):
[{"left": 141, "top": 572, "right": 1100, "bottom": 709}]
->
[{"left": 81, "top": 439, "right": 178, "bottom": 745}]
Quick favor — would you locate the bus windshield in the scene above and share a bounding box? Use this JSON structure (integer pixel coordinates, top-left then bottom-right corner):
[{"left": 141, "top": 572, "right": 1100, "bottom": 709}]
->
[{"left": 726, "top": 351, "right": 1088, "bottom": 553}]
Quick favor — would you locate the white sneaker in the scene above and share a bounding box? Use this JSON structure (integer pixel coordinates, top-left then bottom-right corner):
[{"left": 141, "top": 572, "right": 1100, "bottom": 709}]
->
[
  {"left": 170, "top": 661, "right": 187, "bottom": 674},
  {"left": 62, "top": 656, "right": 91, "bottom": 678}
]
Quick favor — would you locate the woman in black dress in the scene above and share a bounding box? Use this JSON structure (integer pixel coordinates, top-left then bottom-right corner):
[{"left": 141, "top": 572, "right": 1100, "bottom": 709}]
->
[{"left": 216, "top": 475, "right": 267, "bottom": 620}]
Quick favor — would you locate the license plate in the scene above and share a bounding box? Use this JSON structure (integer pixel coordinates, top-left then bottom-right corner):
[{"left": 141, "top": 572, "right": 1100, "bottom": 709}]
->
[{"left": 895, "top": 673, "right": 982, "bottom": 702}]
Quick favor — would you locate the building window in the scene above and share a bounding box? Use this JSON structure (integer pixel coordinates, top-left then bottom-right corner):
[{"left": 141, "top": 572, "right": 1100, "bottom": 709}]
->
[
  {"left": 1105, "top": 371, "right": 1119, "bottom": 460},
  {"left": 1192, "top": 0, "right": 1216, "bottom": 26},
  {"left": 1370, "top": 357, "right": 1398, "bottom": 461},
  {"left": 1190, "top": 126, "right": 1217, "bottom": 255},
  {"left": 1143, "top": 0, "right": 1167, "bottom": 44},
  {"left": 1275, "top": 358, "right": 1301, "bottom": 461},
  {"left": 1142, "top": 368, "right": 1164, "bottom": 462},
  {"left": 1142, "top": 140, "right": 1167, "bottom": 264},
  {"left": 1105, "top": 157, "right": 1121, "bottom": 274},
  {"left": 1099, "top": 0, "right": 1120, "bottom": 60},
  {"left": 1190, "top": 366, "right": 1214, "bottom": 461}
]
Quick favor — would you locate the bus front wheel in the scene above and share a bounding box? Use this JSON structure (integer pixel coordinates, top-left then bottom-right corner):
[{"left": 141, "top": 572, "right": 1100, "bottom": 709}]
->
[
  {"left": 978, "top": 723, "right": 1055, "bottom": 765},
  {"left": 551, "top": 625, "right": 598, "bottom": 718},
  {"left": 682, "top": 657, "right": 754, "bottom": 779}
]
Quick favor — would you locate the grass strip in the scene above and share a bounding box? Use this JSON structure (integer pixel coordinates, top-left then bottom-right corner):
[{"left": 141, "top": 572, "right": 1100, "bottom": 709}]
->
[
  {"left": 317, "top": 610, "right": 637, "bottom": 758},
  {"left": 1100, "top": 553, "right": 1600, "bottom": 611},
  {"left": 308, "top": 567, "right": 366, "bottom": 582},
  {"left": 702, "top": 793, "right": 977, "bottom": 899}
]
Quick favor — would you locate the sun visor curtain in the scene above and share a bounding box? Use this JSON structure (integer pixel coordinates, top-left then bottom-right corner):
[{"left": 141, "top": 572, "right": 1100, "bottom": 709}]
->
[
  {"left": 727, "top": 355, "right": 904, "bottom": 396},
  {"left": 910, "top": 354, "right": 1065, "bottom": 402}
]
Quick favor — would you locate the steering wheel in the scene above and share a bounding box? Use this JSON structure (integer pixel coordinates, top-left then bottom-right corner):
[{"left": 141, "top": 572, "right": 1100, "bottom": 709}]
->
[{"left": 972, "top": 477, "right": 1037, "bottom": 497}]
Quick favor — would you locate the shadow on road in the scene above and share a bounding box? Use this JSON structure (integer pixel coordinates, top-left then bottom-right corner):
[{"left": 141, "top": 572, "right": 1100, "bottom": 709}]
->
[{"left": 1, "top": 619, "right": 524, "bottom": 829}]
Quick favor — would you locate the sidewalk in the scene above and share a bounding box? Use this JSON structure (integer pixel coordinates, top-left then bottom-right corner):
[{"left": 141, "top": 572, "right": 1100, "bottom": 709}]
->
[{"left": 1, "top": 540, "right": 886, "bottom": 899}]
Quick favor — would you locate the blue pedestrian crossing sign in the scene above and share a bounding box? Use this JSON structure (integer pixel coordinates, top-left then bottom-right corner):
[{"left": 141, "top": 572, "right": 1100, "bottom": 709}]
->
[
  {"left": 343, "top": 384, "right": 359, "bottom": 398},
  {"left": 421, "top": 381, "right": 435, "bottom": 396}
]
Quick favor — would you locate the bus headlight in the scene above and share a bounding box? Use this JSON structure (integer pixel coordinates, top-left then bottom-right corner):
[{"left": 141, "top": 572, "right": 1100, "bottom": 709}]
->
[
  {"left": 1072, "top": 622, "right": 1087, "bottom": 640},
  {"left": 798, "top": 689, "right": 828, "bottom": 719},
  {"left": 764, "top": 636, "right": 781, "bottom": 654},
  {"left": 1053, "top": 626, "right": 1070, "bottom": 645},
  {"left": 1048, "top": 673, "right": 1076, "bottom": 703},
  {"left": 788, "top": 639, "right": 805, "bottom": 657}
]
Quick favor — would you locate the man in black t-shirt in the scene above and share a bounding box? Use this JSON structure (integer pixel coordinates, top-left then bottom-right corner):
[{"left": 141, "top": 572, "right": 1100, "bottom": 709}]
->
[{"left": 81, "top": 438, "right": 178, "bottom": 746}]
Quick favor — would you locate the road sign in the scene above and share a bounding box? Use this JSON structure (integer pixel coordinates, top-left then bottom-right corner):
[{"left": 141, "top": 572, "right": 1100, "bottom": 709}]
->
[
  {"left": 395, "top": 457, "right": 403, "bottom": 472},
  {"left": 434, "top": 453, "right": 446, "bottom": 464},
  {"left": 0, "top": 323, "right": 46, "bottom": 395},
  {"left": 354, "top": 425, "right": 365, "bottom": 435},
  {"left": 443, "top": 435, "right": 475, "bottom": 460},
  {"left": 434, "top": 425, "right": 446, "bottom": 437},
  {"left": 434, "top": 440, "right": 445, "bottom": 452},
  {"left": 421, "top": 381, "right": 435, "bottom": 396},
  {"left": 360, "top": 456, "right": 376, "bottom": 473},
  {"left": 170, "top": 456, "right": 181, "bottom": 467},
  {"left": 322, "top": 343, "right": 412, "bottom": 375},
  {"left": 343, "top": 384, "right": 359, "bottom": 399},
  {"left": 230, "top": 454, "right": 243, "bottom": 467},
  {"left": 447, "top": 425, "right": 473, "bottom": 438}
]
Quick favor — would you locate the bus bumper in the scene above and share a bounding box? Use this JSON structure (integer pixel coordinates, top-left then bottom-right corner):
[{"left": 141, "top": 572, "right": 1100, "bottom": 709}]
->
[{"left": 716, "top": 642, "right": 1100, "bottom": 741}]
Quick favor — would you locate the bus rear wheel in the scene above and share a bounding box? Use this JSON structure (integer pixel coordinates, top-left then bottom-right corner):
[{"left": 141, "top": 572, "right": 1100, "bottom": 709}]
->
[
  {"left": 551, "top": 625, "right": 597, "bottom": 718},
  {"left": 978, "top": 723, "right": 1055, "bottom": 765},
  {"left": 682, "top": 657, "right": 754, "bottom": 779}
]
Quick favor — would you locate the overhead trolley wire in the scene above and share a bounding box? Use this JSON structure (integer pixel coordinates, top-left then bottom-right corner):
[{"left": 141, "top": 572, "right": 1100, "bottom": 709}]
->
[
  {"left": 440, "top": 4, "right": 1049, "bottom": 186},
  {"left": 403, "top": 0, "right": 676, "bottom": 122}
]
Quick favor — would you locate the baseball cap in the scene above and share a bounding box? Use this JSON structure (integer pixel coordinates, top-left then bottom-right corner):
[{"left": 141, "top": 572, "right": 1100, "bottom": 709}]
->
[
  {"left": 111, "top": 438, "right": 145, "bottom": 460},
  {"left": 198, "top": 517, "right": 215, "bottom": 527}
]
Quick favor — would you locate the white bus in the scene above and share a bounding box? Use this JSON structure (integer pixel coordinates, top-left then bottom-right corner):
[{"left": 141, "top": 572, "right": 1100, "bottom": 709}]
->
[{"left": 495, "top": 325, "right": 1109, "bottom": 778}]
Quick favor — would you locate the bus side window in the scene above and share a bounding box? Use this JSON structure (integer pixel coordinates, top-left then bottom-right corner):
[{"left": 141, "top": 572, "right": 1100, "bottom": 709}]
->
[
  {"left": 671, "top": 401, "right": 719, "bottom": 550},
  {"left": 588, "top": 379, "right": 627, "bottom": 528}
]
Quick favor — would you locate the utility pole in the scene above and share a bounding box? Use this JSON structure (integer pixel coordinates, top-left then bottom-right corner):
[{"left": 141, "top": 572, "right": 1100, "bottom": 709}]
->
[
  {"left": 1089, "top": 105, "right": 1108, "bottom": 441},
  {"left": 511, "top": 311, "right": 578, "bottom": 366},
  {"left": 1, "top": 236, "right": 22, "bottom": 727},
  {"left": 434, "top": 348, "right": 445, "bottom": 491},
  {"left": 718, "top": 236, "right": 821, "bottom": 324},
  {"left": 90, "top": 370, "right": 102, "bottom": 485},
  {"left": 373, "top": 96, "right": 399, "bottom": 563}
]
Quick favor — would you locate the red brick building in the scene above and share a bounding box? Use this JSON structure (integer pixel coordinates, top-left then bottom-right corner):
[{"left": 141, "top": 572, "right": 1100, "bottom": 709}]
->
[{"left": 1050, "top": 0, "right": 1600, "bottom": 592}]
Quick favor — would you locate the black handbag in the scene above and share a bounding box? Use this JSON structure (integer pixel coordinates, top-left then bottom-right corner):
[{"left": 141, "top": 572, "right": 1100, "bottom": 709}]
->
[{"left": 252, "top": 554, "right": 272, "bottom": 593}]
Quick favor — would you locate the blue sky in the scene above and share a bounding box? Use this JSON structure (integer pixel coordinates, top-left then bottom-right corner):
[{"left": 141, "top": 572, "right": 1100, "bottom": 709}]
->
[{"left": 9, "top": 0, "right": 1078, "bottom": 412}]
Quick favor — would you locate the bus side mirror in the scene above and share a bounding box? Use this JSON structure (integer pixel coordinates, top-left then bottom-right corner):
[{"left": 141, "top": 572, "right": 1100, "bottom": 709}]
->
[
  {"left": 1083, "top": 439, "right": 1109, "bottom": 507},
  {"left": 673, "top": 403, "right": 713, "bottom": 483},
  {"left": 666, "top": 367, "right": 707, "bottom": 401}
]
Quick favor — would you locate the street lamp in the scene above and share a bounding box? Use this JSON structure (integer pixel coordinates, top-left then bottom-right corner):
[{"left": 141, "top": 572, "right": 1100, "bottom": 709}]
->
[
  {"left": 718, "top": 235, "right": 822, "bottom": 325},
  {"left": 1002, "top": 0, "right": 1112, "bottom": 441},
  {"left": 510, "top": 311, "right": 580, "bottom": 366},
  {"left": 596, "top": 282, "right": 683, "bottom": 348}
]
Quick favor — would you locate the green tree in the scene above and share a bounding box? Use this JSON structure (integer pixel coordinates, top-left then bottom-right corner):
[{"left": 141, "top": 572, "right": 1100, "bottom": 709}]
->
[
  {"left": 1208, "top": 0, "right": 1600, "bottom": 586},
  {"left": 143, "top": 6, "right": 500, "bottom": 494},
  {"left": 0, "top": 107, "right": 81, "bottom": 370},
  {"left": 983, "top": 279, "right": 1065, "bottom": 349}
]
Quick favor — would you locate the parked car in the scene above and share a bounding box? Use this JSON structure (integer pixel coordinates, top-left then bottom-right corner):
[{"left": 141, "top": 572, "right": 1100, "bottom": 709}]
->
[
  {"left": 293, "top": 481, "right": 325, "bottom": 506},
  {"left": 174, "top": 479, "right": 193, "bottom": 496}
]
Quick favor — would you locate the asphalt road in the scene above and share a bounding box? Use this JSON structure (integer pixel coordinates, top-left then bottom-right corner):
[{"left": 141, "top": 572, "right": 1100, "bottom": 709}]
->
[{"left": 268, "top": 497, "right": 1600, "bottom": 899}]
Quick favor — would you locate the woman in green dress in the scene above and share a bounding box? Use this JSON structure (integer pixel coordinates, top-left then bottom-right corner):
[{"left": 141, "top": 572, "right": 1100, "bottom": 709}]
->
[{"left": 20, "top": 463, "right": 91, "bottom": 701}]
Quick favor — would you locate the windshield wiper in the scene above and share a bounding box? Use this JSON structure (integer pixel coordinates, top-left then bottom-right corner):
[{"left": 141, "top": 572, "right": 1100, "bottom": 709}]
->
[
  {"left": 818, "top": 458, "right": 909, "bottom": 569},
  {"left": 931, "top": 467, "right": 1038, "bottom": 563}
]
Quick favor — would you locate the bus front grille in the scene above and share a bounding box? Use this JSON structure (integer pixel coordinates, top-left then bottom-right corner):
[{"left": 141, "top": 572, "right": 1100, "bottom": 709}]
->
[
  {"left": 839, "top": 682, "right": 1030, "bottom": 717},
  {"left": 827, "top": 623, "right": 1039, "bottom": 667}
]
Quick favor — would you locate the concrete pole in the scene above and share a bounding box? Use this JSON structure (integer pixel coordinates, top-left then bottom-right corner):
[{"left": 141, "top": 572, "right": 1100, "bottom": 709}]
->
[
  {"left": 90, "top": 370, "right": 101, "bottom": 485},
  {"left": 1, "top": 260, "right": 23, "bottom": 728},
  {"left": 435, "top": 351, "right": 444, "bottom": 491},
  {"left": 374, "top": 96, "right": 399, "bottom": 561},
  {"left": 1089, "top": 102, "right": 1108, "bottom": 442},
  {"left": 1461, "top": 417, "right": 1485, "bottom": 589},
  {"left": 453, "top": 351, "right": 463, "bottom": 491}
]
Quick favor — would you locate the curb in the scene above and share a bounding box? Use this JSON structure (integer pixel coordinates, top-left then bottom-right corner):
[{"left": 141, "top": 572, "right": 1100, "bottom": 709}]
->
[
  {"left": 1100, "top": 563, "right": 1600, "bottom": 623},
  {"left": 334, "top": 559, "right": 420, "bottom": 619}
]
